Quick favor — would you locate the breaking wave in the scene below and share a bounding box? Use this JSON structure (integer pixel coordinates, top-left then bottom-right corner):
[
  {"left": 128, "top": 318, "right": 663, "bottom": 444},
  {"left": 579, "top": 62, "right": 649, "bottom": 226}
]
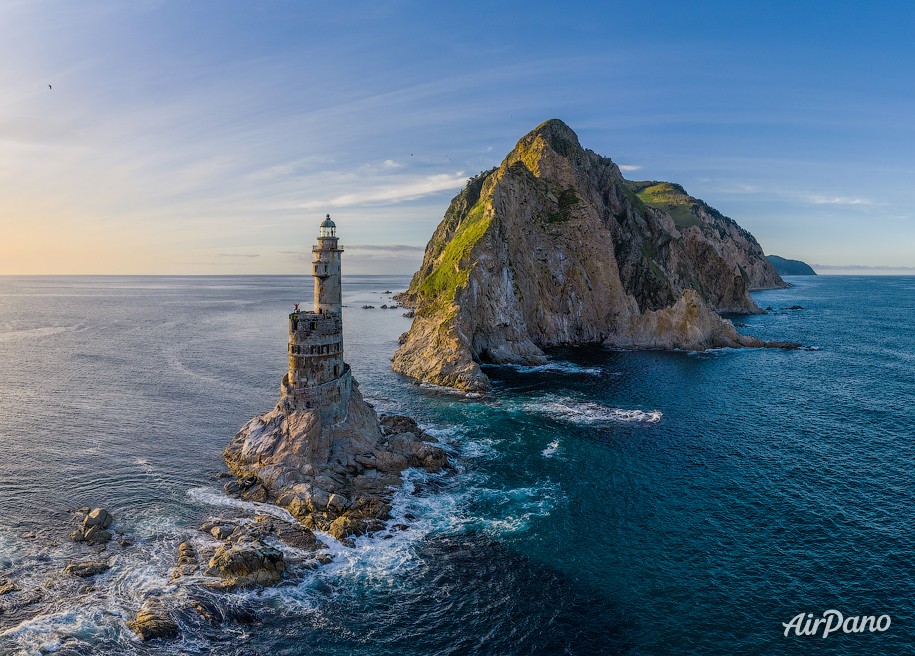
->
[
  {"left": 486, "top": 360, "right": 604, "bottom": 376},
  {"left": 523, "top": 396, "right": 662, "bottom": 425}
]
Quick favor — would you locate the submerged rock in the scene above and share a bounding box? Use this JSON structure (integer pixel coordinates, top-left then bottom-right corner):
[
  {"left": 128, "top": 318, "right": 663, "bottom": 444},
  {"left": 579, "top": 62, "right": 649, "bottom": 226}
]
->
[
  {"left": 65, "top": 561, "right": 110, "bottom": 578},
  {"left": 0, "top": 579, "right": 20, "bottom": 595}
]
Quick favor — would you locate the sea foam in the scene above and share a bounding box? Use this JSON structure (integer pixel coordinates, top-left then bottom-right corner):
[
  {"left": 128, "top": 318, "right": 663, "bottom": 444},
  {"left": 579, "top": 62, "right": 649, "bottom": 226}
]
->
[{"left": 524, "top": 396, "right": 662, "bottom": 425}]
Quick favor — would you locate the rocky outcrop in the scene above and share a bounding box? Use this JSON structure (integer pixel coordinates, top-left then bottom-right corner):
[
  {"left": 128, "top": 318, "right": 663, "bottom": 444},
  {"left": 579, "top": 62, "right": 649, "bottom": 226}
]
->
[
  {"left": 128, "top": 599, "right": 179, "bottom": 641},
  {"left": 204, "top": 540, "right": 285, "bottom": 590},
  {"left": 173, "top": 541, "right": 200, "bottom": 578},
  {"left": 224, "top": 381, "right": 447, "bottom": 542},
  {"left": 393, "top": 119, "right": 794, "bottom": 391},
  {"left": 65, "top": 561, "right": 110, "bottom": 578},
  {"left": 767, "top": 255, "right": 817, "bottom": 275},
  {"left": 69, "top": 507, "right": 114, "bottom": 545}
]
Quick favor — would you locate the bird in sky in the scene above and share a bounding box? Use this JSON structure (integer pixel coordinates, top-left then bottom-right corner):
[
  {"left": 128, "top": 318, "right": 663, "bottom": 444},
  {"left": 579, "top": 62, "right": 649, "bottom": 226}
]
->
[{"left": 48, "top": 84, "right": 52, "bottom": 90}]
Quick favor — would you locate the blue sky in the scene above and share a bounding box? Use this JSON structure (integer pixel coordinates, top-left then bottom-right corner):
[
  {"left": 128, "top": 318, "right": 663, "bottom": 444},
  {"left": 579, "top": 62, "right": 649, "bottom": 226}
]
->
[{"left": 2, "top": 0, "right": 914, "bottom": 274}]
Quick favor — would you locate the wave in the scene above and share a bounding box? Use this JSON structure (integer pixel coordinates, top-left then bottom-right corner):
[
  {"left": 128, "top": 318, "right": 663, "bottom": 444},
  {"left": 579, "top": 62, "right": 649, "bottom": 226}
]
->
[
  {"left": 0, "top": 325, "right": 73, "bottom": 343},
  {"left": 485, "top": 361, "right": 604, "bottom": 376},
  {"left": 2, "top": 445, "right": 554, "bottom": 653},
  {"left": 524, "top": 396, "right": 662, "bottom": 425},
  {"left": 418, "top": 382, "right": 484, "bottom": 398},
  {"left": 542, "top": 440, "right": 559, "bottom": 457}
]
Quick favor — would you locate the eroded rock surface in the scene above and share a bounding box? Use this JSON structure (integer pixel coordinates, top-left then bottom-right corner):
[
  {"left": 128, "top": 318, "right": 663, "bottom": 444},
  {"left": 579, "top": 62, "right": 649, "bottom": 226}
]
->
[
  {"left": 65, "top": 561, "right": 110, "bottom": 578},
  {"left": 203, "top": 540, "right": 285, "bottom": 590},
  {"left": 128, "top": 599, "right": 179, "bottom": 642},
  {"left": 224, "top": 381, "right": 447, "bottom": 540}
]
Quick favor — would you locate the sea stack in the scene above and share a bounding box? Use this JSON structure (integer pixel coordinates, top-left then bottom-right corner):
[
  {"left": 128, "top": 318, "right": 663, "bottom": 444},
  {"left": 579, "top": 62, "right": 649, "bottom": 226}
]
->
[
  {"left": 224, "top": 216, "right": 447, "bottom": 541},
  {"left": 393, "top": 119, "right": 794, "bottom": 392}
]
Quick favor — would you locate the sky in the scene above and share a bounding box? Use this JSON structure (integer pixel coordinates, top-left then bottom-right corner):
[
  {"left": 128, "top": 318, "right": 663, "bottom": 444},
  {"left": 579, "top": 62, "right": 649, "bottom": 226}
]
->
[{"left": 2, "top": 0, "right": 915, "bottom": 275}]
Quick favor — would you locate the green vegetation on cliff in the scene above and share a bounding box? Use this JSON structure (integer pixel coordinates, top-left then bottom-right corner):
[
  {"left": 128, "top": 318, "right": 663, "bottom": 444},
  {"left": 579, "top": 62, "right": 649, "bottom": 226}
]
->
[
  {"left": 628, "top": 181, "right": 702, "bottom": 228},
  {"left": 416, "top": 200, "right": 492, "bottom": 316}
]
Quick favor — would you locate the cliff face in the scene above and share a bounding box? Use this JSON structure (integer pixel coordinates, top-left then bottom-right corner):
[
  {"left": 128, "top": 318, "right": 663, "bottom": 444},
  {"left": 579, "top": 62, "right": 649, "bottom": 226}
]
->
[
  {"left": 627, "top": 181, "right": 786, "bottom": 291},
  {"left": 767, "top": 255, "right": 817, "bottom": 275},
  {"left": 393, "top": 120, "right": 787, "bottom": 392}
]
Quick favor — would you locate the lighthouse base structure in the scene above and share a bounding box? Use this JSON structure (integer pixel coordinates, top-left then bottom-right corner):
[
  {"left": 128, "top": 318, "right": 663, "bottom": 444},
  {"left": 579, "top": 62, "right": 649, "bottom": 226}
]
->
[{"left": 224, "top": 377, "right": 447, "bottom": 542}]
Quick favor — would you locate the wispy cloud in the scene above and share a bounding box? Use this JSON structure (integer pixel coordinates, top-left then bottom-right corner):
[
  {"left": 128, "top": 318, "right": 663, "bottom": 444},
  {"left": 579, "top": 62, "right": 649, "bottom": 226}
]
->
[
  {"left": 345, "top": 244, "right": 425, "bottom": 253},
  {"left": 617, "top": 164, "right": 641, "bottom": 172},
  {"left": 299, "top": 172, "right": 466, "bottom": 209},
  {"left": 813, "top": 263, "right": 915, "bottom": 270},
  {"left": 216, "top": 252, "right": 261, "bottom": 258},
  {"left": 807, "top": 195, "right": 870, "bottom": 206},
  {"left": 246, "top": 156, "right": 337, "bottom": 181}
]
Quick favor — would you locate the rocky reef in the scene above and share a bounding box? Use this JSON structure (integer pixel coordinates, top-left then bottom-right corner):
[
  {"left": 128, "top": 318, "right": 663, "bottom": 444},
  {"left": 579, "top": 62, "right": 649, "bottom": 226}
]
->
[
  {"left": 393, "top": 119, "right": 794, "bottom": 391},
  {"left": 224, "top": 380, "right": 447, "bottom": 543}
]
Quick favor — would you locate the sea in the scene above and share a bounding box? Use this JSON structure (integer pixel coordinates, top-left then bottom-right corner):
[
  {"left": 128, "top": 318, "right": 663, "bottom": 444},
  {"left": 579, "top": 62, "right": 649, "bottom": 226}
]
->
[{"left": 0, "top": 274, "right": 912, "bottom": 655}]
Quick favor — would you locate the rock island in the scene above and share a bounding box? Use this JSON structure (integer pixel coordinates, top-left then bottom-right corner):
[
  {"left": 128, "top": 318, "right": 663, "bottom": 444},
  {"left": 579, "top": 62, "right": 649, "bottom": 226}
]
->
[
  {"left": 224, "top": 215, "right": 447, "bottom": 542},
  {"left": 394, "top": 119, "right": 796, "bottom": 391}
]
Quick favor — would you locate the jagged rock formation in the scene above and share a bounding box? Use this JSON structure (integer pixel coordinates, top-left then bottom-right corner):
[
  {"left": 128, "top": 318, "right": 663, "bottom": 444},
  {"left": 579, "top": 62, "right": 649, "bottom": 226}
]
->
[
  {"left": 69, "top": 507, "right": 114, "bottom": 545},
  {"left": 767, "top": 255, "right": 817, "bottom": 275},
  {"left": 224, "top": 385, "right": 447, "bottom": 542},
  {"left": 393, "top": 119, "right": 792, "bottom": 391},
  {"left": 627, "top": 181, "right": 786, "bottom": 290},
  {"left": 128, "top": 599, "right": 179, "bottom": 641}
]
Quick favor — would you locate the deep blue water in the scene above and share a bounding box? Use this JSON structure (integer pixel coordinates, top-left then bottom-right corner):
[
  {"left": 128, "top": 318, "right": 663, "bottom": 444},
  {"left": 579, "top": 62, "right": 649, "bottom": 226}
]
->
[{"left": 0, "top": 274, "right": 912, "bottom": 655}]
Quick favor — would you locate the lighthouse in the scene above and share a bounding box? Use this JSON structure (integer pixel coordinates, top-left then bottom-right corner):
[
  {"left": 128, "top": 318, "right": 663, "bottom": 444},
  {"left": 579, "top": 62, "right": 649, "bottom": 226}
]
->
[
  {"left": 284, "top": 214, "right": 352, "bottom": 425},
  {"left": 313, "top": 214, "right": 342, "bottom": 315}
]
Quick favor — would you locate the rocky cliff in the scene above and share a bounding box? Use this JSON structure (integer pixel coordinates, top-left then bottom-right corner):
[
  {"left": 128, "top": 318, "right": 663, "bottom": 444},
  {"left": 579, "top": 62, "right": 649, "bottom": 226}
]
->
[
  {"left": 393, "top": 119, "right": 792, "bottom": 392},
  {"left": 627, "top": 181, "right": 786, "bottom": 290},
  {"left": 767, "top": 255, "right": 817, "bottom": 275}
]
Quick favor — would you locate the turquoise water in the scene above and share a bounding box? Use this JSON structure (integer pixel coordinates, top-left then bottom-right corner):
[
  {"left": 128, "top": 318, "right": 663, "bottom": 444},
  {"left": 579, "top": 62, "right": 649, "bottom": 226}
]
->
[{"left": 0, "top": 275, "right": 912, "bottom": 654}]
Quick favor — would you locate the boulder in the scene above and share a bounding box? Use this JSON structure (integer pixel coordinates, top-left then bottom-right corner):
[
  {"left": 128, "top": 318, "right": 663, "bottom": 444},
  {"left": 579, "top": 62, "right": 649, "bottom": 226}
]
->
[
  {"left": 254, "top": 515, "right": 321, "bottom": 551},
  {"left": 172, "top": 541, "right": 199, "bottom": 578},
  {"left": 204, "top": 540, "right": 285, "bottom": 589},
  {"left": 379, "top": 414, "right": 421, "bottom": 436},
  {"left": 128, "top": 599, "right": 179, "bottom": 641},
  {"left": 210, "top": 525, "right": 233, "bottom": 540},
  {"left": 65, "top": 561, "right": 110, "bottom": 578},
  {"left": 70, "top": 508, "right": 114, "bottom": 544},
  {"left": 0, "top": 579, "right": 20, "bottom": 595},
  {"left": 84, "top": 508, "right": 113, "bottom": 530}
]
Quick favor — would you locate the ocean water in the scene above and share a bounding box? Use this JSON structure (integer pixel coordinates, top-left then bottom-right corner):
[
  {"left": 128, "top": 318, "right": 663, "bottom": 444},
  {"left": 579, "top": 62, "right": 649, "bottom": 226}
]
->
[{"left": 0, "top": 274, "right": 912, "bottom": 655}]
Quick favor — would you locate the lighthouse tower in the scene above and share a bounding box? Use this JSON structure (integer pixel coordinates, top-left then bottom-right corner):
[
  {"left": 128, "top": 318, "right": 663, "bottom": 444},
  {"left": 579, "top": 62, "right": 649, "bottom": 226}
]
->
[
  {"left": 313, "top": 214, "right": 342, "bottom": 315},
  {"left": 284, "top": 214, "right": 352, "bottom": 425}
]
